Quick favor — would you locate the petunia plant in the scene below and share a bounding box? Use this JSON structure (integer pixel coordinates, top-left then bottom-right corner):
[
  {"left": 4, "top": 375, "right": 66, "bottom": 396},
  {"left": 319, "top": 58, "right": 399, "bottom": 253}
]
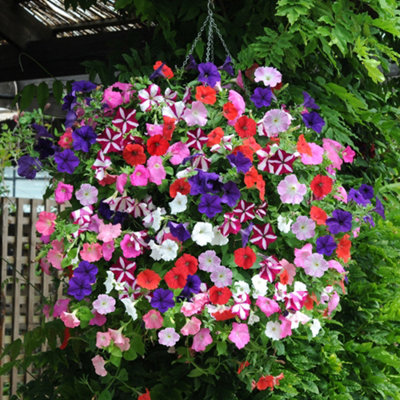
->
[{"left": 14, "top": 60, "right": 384, "bottom": 398}]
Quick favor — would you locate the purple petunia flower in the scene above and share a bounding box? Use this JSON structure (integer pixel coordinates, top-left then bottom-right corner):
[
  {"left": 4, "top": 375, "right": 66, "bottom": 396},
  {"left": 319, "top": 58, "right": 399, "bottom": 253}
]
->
[
  {"left": 219, "top": 56, "right": 234, "bottom": 76},
  {"left": 364, "top": 215, "right": 375, "bottom": 227},
  {"left": 240, "top": 222, "right": 254, "bottom": 248},
  {"left": 188, "top": 170, "right": 221, "bottom": 195},
  {"left": 227, "top": 151, "right": 252, "bottom": 173},
  {"left": 34, "top": 138, "right": 55, "bottom": 160},
  {"left": 373, "top": 197, "right": 385, "bottom": 220},
  {"left": 250, "top": 87, "right": 272, "bottom": 108},
  {"left": 73, "top": 260, "right": 98, "bottom": 284},
  {"left": 185, "top": 55, "right": 198, "bottom": 71},
  {"left": 72, "top": 126, "right": 97, "bottom": 153},
  {"left": 67, "top": 277, "right": 93, "bottom": 300},
  {"left": 221, "top": 181, "right": 241, "bottom": 207},
  {"left": 149, "top": 62, "right": 165, "bottom": 81},
  {"left": 32, "top": 123, "right": 52, "bottom": 138},
  {"left": 302, "top": 111, "right": 325, "bottom": 133},
  {"left": 198, "top": 62, "right": 221, "bottom": 88},
  {"left": 198, "top": 194, "right": 223, "bottom": 218},
  {"left": 71, "top": 80, "right": 97, "bottom": 94},
  {"left": 54, "top": 149, "right": 80, "bottom": 174},
  {"left": 316, "top": 235, "right": 337, "bottom": 256},
  {"left": 359, "top": 184, "right": 374, "bottom": 200},
  {"left": 326, "top": 209, "right": 353, "bottom": 234},
  {"left": 151, "top": 288, "right": 175, "bottom": 313},
  {"left": 62, "top": 93, "right": 77, "bottom": 111},
  {"left": 168, "top": 221, "right": 191, "bottom": 242},
  {"left": 65, "top": 110, "right": 77, "bottom": 128},
  {"left": 348, "top": 188, "right": 370, "bottom": 207},
  {"left": 181, "top": 275, "right": 202, "bottom": 298},
  {"left": 303, "top": 91, "right": 320, "bottom": 109},
  {"left": 17, "top": 155, "right": 42, "bottom": 179}
]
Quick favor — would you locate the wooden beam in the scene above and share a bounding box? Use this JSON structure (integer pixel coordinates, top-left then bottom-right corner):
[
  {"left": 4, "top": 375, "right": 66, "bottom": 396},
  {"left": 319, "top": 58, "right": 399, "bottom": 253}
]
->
[
  {"left": 0, "top": 29, "right": 152, "bottom": 82},
  {"left": 0, "top": 0, "right": 52, "bottom": 49},
  {"left": 52, "top": 17, "right": 143, "bottom": 33}
]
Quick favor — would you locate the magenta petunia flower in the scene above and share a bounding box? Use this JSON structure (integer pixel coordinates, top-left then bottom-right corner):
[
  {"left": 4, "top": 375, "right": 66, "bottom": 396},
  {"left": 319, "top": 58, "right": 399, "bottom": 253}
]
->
[
  {"left": 130, "top": 165, "right": 150, "bottom": 186},
  {"left": 256, "top": 296, "right": 280, "bottom": 317},
  {"left": 147, "top": 156, "right": 166, "bottom": 185},
  {"left": 55, "top": 181, "right": 73, "bottom": 204}
]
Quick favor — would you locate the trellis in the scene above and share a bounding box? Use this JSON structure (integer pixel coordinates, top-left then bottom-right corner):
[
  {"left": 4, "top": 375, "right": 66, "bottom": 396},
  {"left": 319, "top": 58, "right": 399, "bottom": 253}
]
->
[{"left": 0, "top": 197, "right": 62, "bottom": 398}]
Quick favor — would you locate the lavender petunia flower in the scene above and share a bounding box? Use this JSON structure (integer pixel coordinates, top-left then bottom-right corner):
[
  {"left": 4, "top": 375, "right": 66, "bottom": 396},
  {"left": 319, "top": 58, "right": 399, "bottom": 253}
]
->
[
  {"left": 185, "top": 55, "right": 198, "bottom": 71},
  {"left": 151, "top": 288, "right": 175, "bottom": 313},
  {"left": 240, "top": 222, "right": 254, "bottom": 248},
  {"left": 373, "top": 197, "right": 385, "bottom": 220},
  {"left": 302, "top": 111, "right": 325, "bottom": 133},
  {"left": 72, "top": 126, "right": 97, "bottom": 153},
  {"left": 250, "top": 87, "right": 272, "bottom": 108},
  {"left": 198, "top": 194, "right": 223, "bottom": 218},
  {"left": 54, "top": 149, "right": 80, "bottom": 174},
  {"left": 198, "top": 62, "right": 221, "bottom": 88},
  {"left": 326, "top": 209, "right": 352, "bottom": 234},
  {"left": 316, "top": 235, "right": 337, "bottom": 256},
  {"left": 17, "top": 155, "right": 41, "bottom": 179}
]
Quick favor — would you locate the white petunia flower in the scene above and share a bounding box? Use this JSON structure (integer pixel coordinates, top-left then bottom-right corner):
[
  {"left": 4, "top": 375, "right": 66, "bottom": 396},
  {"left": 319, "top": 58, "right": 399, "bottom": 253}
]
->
[
  {"left": 210, "top": 226, "right": 229, "bottom": 246},
  {"left": 286, "top": 311, "right": 311, "bottom": 329},
  {"left": 265, "top": 321, "right": 281, "bottom": 341},
  {"left": 159, "top": 239, "right": 179, "bottom": 261},
  {"left": 192, "top": 222, "right": 214, "bottom": 246},
  {"left": 251, "top": 274, "right": 268, "bottom": 299},
  {"left": 104, "top": 271, "right": 114, "bottom": 294},
  {"left": 247, "top": 311, "right": 260, "bottom": 326},
  {"left": 143, "top": 207, "right": 165, "bottom": 231},
  {"left": 277, "top": 215, "right": 293, "bottom": 233},
  {"left": 169, "top": 192, "right": 187, "bottom": 214},
  {"left": 310, "top": 319, "right": 322, "bottom": 337},
  {"left": 120, "top": 297, "right": 138, "bottom": 320},
  {"left": 149, "top": 240, "right": 163, "bottom": 261}
]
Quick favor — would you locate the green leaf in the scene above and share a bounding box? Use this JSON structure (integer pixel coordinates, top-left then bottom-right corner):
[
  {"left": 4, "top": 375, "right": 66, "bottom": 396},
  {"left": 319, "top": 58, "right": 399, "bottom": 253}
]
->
[
  {"left": 37, "top": 82, "right": 50, "bottom": 110},
  {"left": 19, "top": 84, "right": 36, "bottom": 110},
  {"left": 123, "top": 346, "right": 137, "bottom": 361},
  {"left": 216, "top": 340, "right": 227, "bottom": 356},
  {"left": 52, "top": 80, "right": 64, "bottom": 104},
  {"left": 187, "top": 367, "right": 205, "bottom": 377},
  {"left": 1, "top": 339, "right": 22, "bottom": 361},
  {"left": 98, "top": 390, "right": 112, "bottom": 400},
  {"left": 132, "top": 332, "right": 145, "bottom": 356}
]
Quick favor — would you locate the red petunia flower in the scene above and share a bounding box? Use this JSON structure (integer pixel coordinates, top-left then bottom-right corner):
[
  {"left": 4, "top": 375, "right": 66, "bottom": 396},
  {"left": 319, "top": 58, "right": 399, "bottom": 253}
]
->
[
  {"left": 207, "top": 127, "right": 224, "bottom": 147},
  {"left": 169, "top": 178, "right": 191, "bottom": 198},
  {"left": 234, "top": 247, "right": 257, "bottom": 269},
  {"left": 164, "top": 265, "right": 189, "bottom": 289},
  {"left": 256, "top": 373, "right": 284, "bottom": 391},
  {"left": 138, "top": 388, "right": 151, "bottom": 400},
  {"left": 336, "top": 234, "right": 351, "bottom": 263},
  {"left": 175, "top": 253, "right": 198, "bottom": 274},
  {"left": 162, "top": 116, "right": 176, "bottom": 141},
  {"left": 195, "top": 85, "right": 217, "bottom": 105},
  {"left": 310, "top": 205, "right": 328, "bottom": 225},
  {"left": 310, "top": 174, "right": 333, "bottom": 199},
  {"left": 209, "top": 286, "right": 232, "bottom": 305},
  {"left": 59, "top": 327, "right": 70, "bottom": 350},
  {"left": 211, "top": 308, "right": 236, "bottom": 321},
  {"left": 297, "top": 134, "right": 312, "bottom": 156},
  {"left": 153, "top": 60, "right": 174, "bottom": 79},
  {"left": 123, "top": 144, "right": 146, "bottom": 166},
  {"left": 234, "top": 115, "right": 257, "bottom": 138},
  {"left": 136, "top": 269, "right": 161, "bottom": 290},
  {"left": 223, "top": 102, "right": 238, "bottom": 120},
  {"left": 237, "top": 360, "right": 250, "bottom": 375},
  {"left": 146, "top": 134, "right": 169, "bottom": 156}
]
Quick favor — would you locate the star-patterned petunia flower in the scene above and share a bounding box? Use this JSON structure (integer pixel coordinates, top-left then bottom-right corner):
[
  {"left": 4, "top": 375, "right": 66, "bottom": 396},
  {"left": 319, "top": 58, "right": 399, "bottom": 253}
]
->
[
  {"left": 233, "top": 200, "right": 255, "bottom": 223},
  {"left": 110, "top": 257, "right": 137, "bottom": 287},
  {"left": 219, "top": 212, "right": 242, "bottom": 236},
  {"left": 265, "top": 149, "right": 297, "bottom": 175},
  {"left": 112, "top": 108, "right": 139, "bottom": 134},
  {"left": 250, "top": 223, "right": 277, "bottom": 250},
  {"left": 259, "top": 256, "right": 281, "bottom": 282},
  {"left": 186, "top": 128, "right": 208, "bottom": 150},
  {"left": 97, "top": 127, "right": 123, "bottom": 153}
]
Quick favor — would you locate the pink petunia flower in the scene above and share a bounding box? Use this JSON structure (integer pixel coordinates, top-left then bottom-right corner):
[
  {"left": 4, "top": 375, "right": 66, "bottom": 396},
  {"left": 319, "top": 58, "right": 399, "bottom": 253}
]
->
[
  {"left": 36, "top": 212, "right": 57, "bottom": 236},
  {"left": 120, "top": 234, "right": 142, "bottom": 258},
  {"left": 256, "top": 296, "right": 281, "bottom": 317},
  {"left": 47, "top": 249, "right": 63, "bottom": 270},
  {"left": 143, "top": 309, "right": 164, "bottom": 329},
  {"left": 80, "top": 242, "right": 102, "bottom": 262},
  {"left": 300, "top": 143, "right": 324, "bottom": 165},
  {"left": 60, "top": 311, "right": 80, "bottom": 328},
  {"left": 227, "top": 90, "right": 245, "bottom": 126},
  {"left": 96, "top": 331, "right": 111, "bottom": 348},
  {"left": 342, "top": 146, "right": 356, "bottom": 163},
  {"left": 180, "top": 317, "right": 201, "bottom": 336},
  {"left": 97, "top": 222, "right": 121, "bottom": 242},
  {"left": 228, "top": 323, "right": 250, "bottom": 350},
  {"left": 182, "top": 101, "right": 208, "bottom": 126},
  {"left": 147, "top": 156, "right": 166, "bottom": 185},
  {"left": 303, "top": 253, "right": 329, "bottom": 277},
  {"left": 294, "top": 243, "right": 313, "bottom": 268},
  {"left": 55, "top": 182, "right": 73, "bottom": 204},
  {"left": 92, "top": 355, "right": 107, "bottom": 377},
  {"left": 261, "top": 109, "right": 291, "bottom": 136},
  {"left": 277, "top": 174, "right": 307, "bottom": 204},
  {"left": 254, "top": 66, "right": 282, "bottom": 87},
  {"left": 328, "top": 291, "right": 340, "bottom": 315},
  {"left": 53, "top": 298, "right": 70, "bottom": 318},
  {"left": 210, "top": 265, "right": 233, "bottom": 288},
  {"left": 192, "top": 328, "right": 213, "bottom": 352},
  {"left": 102, "top": 241, "right": 115, "bottom": 262},
  {"left": 89, "top": 310, "right": 107, "bottom": 326},
  {"left": 168, "top": 142, "right": 190, "bottom": 165},
  {"left": 116, "top": 173, "right": 128, "bottom": 194},
  {"left": 323, "top": 138, "right": 343, "bottom": 170}
]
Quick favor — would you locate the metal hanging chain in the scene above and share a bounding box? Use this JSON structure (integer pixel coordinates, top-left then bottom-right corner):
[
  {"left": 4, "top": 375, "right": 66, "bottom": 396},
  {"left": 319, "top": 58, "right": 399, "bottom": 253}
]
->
[{"left": 180, "top": 0, "right": 232, "bottom": 70}]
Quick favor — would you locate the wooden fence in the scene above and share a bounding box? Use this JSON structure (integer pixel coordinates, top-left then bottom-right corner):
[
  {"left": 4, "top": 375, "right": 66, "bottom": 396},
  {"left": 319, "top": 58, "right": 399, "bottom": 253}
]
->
[{"left": 0, "top": 197, "right": 62, "bottom": 398}]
